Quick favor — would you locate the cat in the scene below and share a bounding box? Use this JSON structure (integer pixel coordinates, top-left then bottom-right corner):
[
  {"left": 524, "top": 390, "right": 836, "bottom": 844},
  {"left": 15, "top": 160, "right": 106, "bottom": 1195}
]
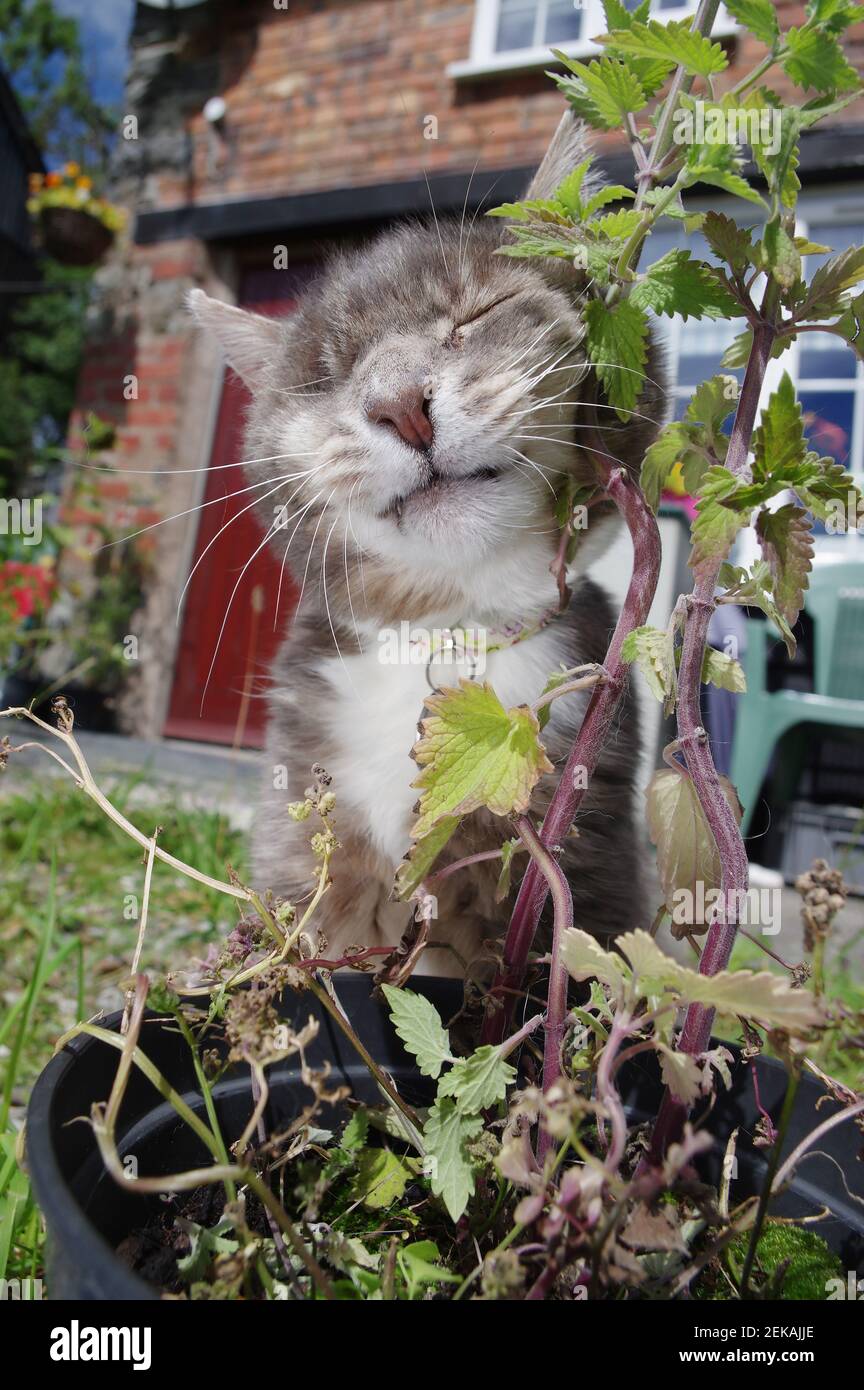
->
[{"left": 188, "top": 114, "right": 663, "bottom": 979}]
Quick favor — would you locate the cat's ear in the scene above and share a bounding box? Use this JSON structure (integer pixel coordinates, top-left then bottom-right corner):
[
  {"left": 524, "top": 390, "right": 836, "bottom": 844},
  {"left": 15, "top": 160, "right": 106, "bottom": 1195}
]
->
[
  {"left": 524, "top": 110, "right": 594, "bottom": 202},
  {"left": 187, "top": 289, "right": 283, "bottom": 393}
]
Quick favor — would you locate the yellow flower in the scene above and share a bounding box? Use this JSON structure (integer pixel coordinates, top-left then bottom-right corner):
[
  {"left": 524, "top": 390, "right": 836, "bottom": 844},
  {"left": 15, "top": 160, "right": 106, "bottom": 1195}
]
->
[
  {"left": 75, "top": 175, "right": 92, "bottom": 190},
  {"left": 64, "top": 161, "right": 80, "bottom": 177}
]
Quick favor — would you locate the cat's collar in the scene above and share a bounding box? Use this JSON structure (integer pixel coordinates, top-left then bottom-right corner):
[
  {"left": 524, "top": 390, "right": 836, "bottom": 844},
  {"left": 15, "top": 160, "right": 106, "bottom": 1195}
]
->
[{"left": 420, "top": 601, "right": 564, "bottom": 689}]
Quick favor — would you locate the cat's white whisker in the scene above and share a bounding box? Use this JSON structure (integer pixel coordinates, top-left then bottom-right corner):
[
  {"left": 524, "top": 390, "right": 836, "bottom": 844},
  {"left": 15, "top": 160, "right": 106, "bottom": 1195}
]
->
[
  {"left": 198, "top": 511, "right": 286, "bottom": 713},
  {"left": 100, "top": 468, "right": 317, "bottom": 552},
  {"left": 175, "top": 468, "right": 325, "bottom": 622},
  {"left": 274, "top": 491, "right": 323, "bottom": 631}
]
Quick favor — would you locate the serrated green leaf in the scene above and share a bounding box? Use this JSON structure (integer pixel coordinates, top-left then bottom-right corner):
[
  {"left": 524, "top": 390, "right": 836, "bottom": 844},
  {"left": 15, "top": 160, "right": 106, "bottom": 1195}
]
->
[
  {"left": 595, "top": 207, "right": 643, "bottom": 240},
  {"left": 752, "top": 372, "right": 806, "bottom": 481},
  {"left": 382, "top": 986, "right": 453, "bottom": 1079},
  {"left": 832, "top": 289, "right": 864, "bottom": 358},
  {"left": 341, "top": 1109, "right": 370, "bottom": 1152},
  {"left": 622, "top": 625, "right": 676, "bottom": 705},
  {"left": 631, "top": 250, "right": 741, "bottom": 321},
  {"left": 352, "top": 1147, "right": 414, "bottom": 1210},
  {"left": 437, "top": 1045, "right": 516, "bottom": 1112},
  {"left": 702, "top": 211, "right": 756, "bottom": 276},
  {"left": 602, "top": 0, "right": 651, "bottom": 28},
  {"left": 409, "top": 681, "right": 552, "bottom": 840},
  {"left": 601, "top": 19, "right": 728, "bottom": 79},
  {"left": 423, "top": 1100, "right": 483, "bottom": 1221},
  {"left": 798, "top": 246, "right": 864, "bottom": 320},
  {"left": 659, "top": 1047, "right": 704, "bottom": 1106},
  {"left": 583, "top": 185, "right": 636, "bottom": 219},
  {"left": 689, "top": 466, "right": 750, "bottom": 577},
  {"left": 783, "top": 25, "right": 860, "bottom": 93},
  {"left": 723, "top": 0, "right": 780, "bottom": 46},
  {"left": 806, "top": 0, "right": 864, "bottom": 34},
  {"left": 640, "top": 423, "right": 692, "bottom": 512},
  {"left": 560, "top": 928, "right": 629, "bottom": 995},
  {"left": 584, "top": 298, "right": 649, "bottom": 418},
  {"left": 719, "top": 560, "right": 798, "bottom": 657},
  {"left": 645, "top": 769, "right": 743, "bottom": 931},
  {"left": 687, "top": 374, "right": 739, "bottom": 436},
  {"left": 176, "top": 1219, "right": 239, "bottom": 1282},
  {"left": 758, "top": 221, "right": 801, "bottom": 290},
  {"left": 616, "top": 930, "right": 824, "bottom": 1031},
  {"left": 701, "top": 647, "right": 747, "bottom": 694},
  {"left": 755, "top": 504, "right": 814, "bottom": 627},
  {"left": 552, "top": 158, "right": 594, "bottom": 218},
  {"left": 552, "top": 55, "right": 647, "bottom": 130}
]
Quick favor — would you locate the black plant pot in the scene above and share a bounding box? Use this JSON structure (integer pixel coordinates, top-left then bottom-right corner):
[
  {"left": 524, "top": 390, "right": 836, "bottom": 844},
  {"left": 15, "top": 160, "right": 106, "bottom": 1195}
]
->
[{"left": 27, "top": 975, "right": 864, "bottom": 1301}]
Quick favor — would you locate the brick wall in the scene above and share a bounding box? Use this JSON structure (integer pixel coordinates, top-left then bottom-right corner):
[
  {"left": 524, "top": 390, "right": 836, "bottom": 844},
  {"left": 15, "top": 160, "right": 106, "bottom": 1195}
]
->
[{"left": 59, "top": 0, "right": 864, "bottom": 739}]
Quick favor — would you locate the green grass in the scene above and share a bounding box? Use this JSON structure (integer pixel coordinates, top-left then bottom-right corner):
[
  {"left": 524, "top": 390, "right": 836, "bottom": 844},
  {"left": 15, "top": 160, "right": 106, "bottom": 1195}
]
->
[{"left": 0, "top": 775, "right": 247, "bottom": 1287}]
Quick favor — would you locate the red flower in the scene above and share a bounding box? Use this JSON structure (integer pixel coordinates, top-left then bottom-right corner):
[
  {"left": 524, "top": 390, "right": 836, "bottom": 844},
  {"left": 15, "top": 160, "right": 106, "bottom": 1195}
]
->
[{"left": 0, "top": 561, "right": 57, "bottom": 620}]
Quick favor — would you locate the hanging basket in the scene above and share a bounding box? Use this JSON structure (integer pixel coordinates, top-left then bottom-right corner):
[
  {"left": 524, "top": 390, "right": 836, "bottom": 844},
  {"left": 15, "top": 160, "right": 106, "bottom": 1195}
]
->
[{"left": 38, "top": 206, "right": 114, "bottom": 268}]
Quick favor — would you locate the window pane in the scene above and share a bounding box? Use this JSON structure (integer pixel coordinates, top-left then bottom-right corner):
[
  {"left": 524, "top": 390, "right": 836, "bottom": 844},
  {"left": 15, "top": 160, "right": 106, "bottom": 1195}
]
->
[
  {"left": 798, "top": 331, "right": 857, "bottom": 380},
  {"left": 799, "top": 389, "right": 854, "bottom": 467},
  {"left": 495, "top": 0, "right": 538, "bottom": 51},
  {"left": 676, "top": 321, "right": 743, "bottom": 386},
  {"left": 544, "top": 0, "right": 582, "bottom": 44},
  {"left": 804, "top": 222, "right": 864, "bottom": 281}
]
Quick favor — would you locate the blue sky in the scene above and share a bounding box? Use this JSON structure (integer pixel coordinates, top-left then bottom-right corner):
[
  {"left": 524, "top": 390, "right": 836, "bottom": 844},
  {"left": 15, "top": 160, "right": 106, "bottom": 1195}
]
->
[{"left": 55, "top": 0, "right": 134, "bottom": 109}]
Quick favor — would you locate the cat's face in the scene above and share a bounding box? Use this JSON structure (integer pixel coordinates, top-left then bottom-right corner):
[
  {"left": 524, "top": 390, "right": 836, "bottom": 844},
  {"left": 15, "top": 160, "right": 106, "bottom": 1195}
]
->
[{"left": 190, "top": 220, "right": 609, "bottom": 624}]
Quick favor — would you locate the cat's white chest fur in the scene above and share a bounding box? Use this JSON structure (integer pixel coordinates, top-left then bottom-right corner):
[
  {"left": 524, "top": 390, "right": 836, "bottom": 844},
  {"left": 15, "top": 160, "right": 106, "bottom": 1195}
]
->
[{"left": 316, "top": 622, "right": 571, "bottom": 870}]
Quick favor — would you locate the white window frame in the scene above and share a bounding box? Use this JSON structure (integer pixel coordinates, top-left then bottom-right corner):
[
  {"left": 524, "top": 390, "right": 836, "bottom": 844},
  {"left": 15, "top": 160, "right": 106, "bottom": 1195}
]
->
[{"left": 448, "top": 0, "right": 736, "bottom": 81}]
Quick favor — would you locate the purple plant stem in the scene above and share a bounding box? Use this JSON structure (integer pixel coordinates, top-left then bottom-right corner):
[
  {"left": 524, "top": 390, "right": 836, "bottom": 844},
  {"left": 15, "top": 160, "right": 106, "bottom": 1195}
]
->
[
  {"left": 647, "top": 318, "right": 778, "bottom": 1161},
  {"left": 512, "top": 814, "right": 573, "bottom": 1163},
  {"left": 482, "top": 455, "right": 662, "bottom": 1047}
]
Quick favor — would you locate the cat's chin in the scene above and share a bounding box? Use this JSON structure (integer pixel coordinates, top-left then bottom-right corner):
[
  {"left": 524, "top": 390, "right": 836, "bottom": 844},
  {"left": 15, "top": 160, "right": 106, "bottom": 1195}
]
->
[{"left": 381, "top": 467, "right": 501, "bottom": 533}]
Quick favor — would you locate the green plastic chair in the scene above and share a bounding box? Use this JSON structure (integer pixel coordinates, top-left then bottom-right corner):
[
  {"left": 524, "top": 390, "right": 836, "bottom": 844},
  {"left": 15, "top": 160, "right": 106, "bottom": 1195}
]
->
[{"left": 731, "top": 559, "right": 864, "bottom": 835}]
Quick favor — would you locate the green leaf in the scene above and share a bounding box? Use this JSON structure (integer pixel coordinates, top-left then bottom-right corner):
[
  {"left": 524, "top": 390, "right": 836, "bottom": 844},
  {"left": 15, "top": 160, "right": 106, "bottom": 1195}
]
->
[
  {"left": 352, "top": 1147, "right": 413, "bottom": 1210},
  {"left": 398, "top": 1240, "right": 461, "bottom": 1295},
  {"left": 409, "top": 681, "right": 553, "bottom": 840},
  {"left": 595, "top": 207, "right": 643, "bottom": 240},
  {"left": 600, "top": 19, "right": 728, "bottom": 79},
  {"left": 722, "top": 0, "right": 780, "bottom": 45},
  {"left": 631, "top": 250, "right": 741, "bottom": 321},
  {"left": 701, "top": 647, "right": 747, "bottom": 694},
  {"left": 798, "top": 245, "right": 864, "bottom": 320},
  {"left": 176, "top": 1219, "right": 239, "bottom": 1282},
  {"left": 689, "top": 466, "right": 751, "bottom": 578},
  {"left": 622, "top": 624, "right": 676, "bottom": 705},
  {"left": 552, "top": 54, "right": 647, "bottom": 129},
  {"left": 806, "top": 0, "right": 864, "bottom": 33},
  {"left": 616, "top": 930, "right": 824, "bottom": 1032},
  {"left": 702, "top": 211, "right": 755, "bottom": 277},
  {"left": 394, "top": 814, "right": 460, "bottom": 901},
  {"left": 640, "top": 423, "right": 693, "bottom": 512},
  {"left": 423, "top": 1100, "right": 484, "bottom": 1222},
  {"left": 783, "top": 25, "right": 860, "bottom": 93},
  {"left": 582, "top": 185, "right": 636, "bottom": 218},
  {"left": 758, "top": 221, "right": 801, "bottom": 290},
  {"left": 687, "top": 374, "right": 739, "bottom": 438},
  {"left": 495, "top": 836, "right": 522, "bottom": 902},
  {"left": 584, "top": 298, "right": 649, "bottom": 418},
  {"left": 602, "top": 0, "right": 651, "bottom": 27},
  {"left": 718, "top": 560, "right": 798, "bottom": 657},
  {"left": 381, "top": 986, "right": 453, "bottom": 1079},
  {"left": 752, "top": 372, "right": 806, "bottom": 481},
  {"left": 832, "top": 289, "right": 864, "bottom": 358},
  {"left": 341, "top": 1109, "right": 370, "bottom": 1152},
  {"left": 552, "top": 158, "right": 594, "bottom": 218},
  {"left": 487, "top": 198, "right": 568, "bottom": 224},
  {"left": 559, "top": 929, "right": 628, "bottom": 996},
  {"left": 755, "top": 504, "right": 814, "bottom": 627},
  {"left": 437, "top": 1045, "right": 516, "bottom": 1112},
  {"left": 645, "top": 769, "right": 743, "bottom": 931}
]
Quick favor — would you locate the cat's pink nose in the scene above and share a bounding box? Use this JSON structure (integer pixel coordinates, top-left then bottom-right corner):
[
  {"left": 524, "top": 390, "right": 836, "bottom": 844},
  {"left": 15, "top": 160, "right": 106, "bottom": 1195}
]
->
[{"left": 367, "top": 390, "right": 434, "bottom": 452}]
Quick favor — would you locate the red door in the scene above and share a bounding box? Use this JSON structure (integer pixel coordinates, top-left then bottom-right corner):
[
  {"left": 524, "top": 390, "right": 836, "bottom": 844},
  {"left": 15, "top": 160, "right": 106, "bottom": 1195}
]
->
[{"left": 163, "top": 268, "right": 312, "bottom": 747}]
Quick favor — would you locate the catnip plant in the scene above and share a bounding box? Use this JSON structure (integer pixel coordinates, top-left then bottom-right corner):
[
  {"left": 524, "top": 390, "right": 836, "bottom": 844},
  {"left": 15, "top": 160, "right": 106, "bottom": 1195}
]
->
[{"left": 5, "top": 0, "right": 864, "bottom": 1301}]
